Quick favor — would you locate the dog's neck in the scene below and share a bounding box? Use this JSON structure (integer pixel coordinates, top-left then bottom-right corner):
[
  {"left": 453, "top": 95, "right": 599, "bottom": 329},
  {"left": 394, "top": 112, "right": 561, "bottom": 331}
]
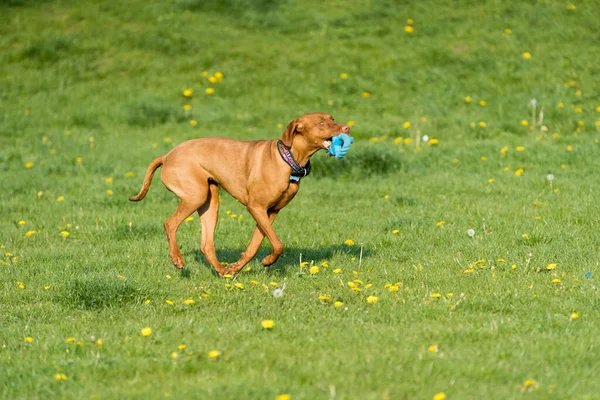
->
[{"left": 289, "top": 136, "right": 320, "bottom": 166}]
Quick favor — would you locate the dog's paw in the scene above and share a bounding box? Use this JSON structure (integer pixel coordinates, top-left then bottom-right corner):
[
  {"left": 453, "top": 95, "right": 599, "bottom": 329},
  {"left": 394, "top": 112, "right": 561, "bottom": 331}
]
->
[{"left": 261, "top": 255, "right": 277, "bottom": 267}]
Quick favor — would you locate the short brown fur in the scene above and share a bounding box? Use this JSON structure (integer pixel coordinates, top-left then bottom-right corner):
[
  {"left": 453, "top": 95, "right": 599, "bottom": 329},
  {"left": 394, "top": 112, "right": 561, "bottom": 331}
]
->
[{"left": 130, "top": 112, "right": 350, "bottom": 276}]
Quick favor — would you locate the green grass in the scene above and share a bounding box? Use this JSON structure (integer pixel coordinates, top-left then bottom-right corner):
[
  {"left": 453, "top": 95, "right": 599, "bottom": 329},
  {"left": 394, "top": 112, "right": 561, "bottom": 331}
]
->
[{"left": 2, "top": 0, "right": 600, "bottom": 399}]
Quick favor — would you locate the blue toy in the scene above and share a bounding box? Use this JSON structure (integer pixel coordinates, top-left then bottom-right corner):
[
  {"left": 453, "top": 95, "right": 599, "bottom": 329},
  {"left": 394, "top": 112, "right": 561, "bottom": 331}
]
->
[{"left": 327, "top": 133, "right": 354, "bottom": 159}]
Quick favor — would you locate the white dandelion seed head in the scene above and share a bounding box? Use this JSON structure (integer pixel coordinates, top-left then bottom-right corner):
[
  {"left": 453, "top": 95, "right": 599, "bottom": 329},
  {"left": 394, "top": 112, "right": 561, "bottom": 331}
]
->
[
  {"left": 530, "top": 99, "right": 537, "bottom": 107},
  {"left": 422, "top": 135, "right": 429, "bottom": 143},
  {"left": 273, "top": 288, "right": 284, "bottom": 298},
  {"left": 547, "top": 174, "right": 554, "bottom": 181},
  {"left": 467, "top": 229, "right": 475, "bottom": 237}
]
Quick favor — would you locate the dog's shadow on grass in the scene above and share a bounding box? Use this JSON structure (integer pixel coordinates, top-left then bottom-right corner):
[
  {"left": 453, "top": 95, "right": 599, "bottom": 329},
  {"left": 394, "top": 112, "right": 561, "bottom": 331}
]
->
[{"left": 183, "top": 245, "right": 373, "bottom": 277}]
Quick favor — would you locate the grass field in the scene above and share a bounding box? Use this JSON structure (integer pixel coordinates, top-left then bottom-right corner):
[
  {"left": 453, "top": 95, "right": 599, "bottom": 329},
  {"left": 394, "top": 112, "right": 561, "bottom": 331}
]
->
[{"left": 2, "top": 0, "right": 600, "bottom": 399}]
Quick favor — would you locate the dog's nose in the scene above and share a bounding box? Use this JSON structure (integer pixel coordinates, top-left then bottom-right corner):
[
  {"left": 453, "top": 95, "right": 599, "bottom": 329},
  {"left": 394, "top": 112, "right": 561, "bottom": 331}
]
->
[{"left": 340, "top": 124, "right": 350, "bottom": 133}]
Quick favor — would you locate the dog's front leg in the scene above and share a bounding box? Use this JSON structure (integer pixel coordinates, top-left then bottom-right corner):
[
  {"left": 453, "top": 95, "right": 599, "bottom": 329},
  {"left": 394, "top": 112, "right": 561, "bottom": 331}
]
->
[
  {"left": 227, "top": 212, "right": 279, "bottom": 274},
  {"left": 246, "top": 207, "right": 284, "bottom": 267}
]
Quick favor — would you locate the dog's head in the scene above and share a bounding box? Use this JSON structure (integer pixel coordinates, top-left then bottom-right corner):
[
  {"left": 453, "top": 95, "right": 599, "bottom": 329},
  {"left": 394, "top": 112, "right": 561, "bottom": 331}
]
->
[{"left": 280, "top": 112, "right": 350, "bottom": 150}]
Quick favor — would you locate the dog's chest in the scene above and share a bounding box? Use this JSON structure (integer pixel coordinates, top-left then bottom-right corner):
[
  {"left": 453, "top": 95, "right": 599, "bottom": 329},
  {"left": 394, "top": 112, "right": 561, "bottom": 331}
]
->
[{"left": 272, "top": 182, "right": 300, "bottom": 210}]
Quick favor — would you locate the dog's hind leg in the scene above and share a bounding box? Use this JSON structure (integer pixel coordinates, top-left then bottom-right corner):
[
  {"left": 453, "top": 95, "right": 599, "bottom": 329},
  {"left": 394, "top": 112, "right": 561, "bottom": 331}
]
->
[
  {"left": 198, "top": 182, "right": 227, "bottom": 276},
  {"left": 164, "top": 198, "right": 204, "bottom": 269}
]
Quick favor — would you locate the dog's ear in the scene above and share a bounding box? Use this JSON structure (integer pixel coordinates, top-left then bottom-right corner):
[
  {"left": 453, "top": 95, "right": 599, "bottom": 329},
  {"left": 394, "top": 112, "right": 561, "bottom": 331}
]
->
[{"left": 280, "top": 118, "right": 304, "bottom": 148}]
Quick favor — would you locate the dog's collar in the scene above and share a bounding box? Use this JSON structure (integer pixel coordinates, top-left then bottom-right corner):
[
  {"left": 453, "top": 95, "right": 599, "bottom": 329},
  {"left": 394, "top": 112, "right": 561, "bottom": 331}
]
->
[{"left": 277, "top": 140, "right": 311, "bottom": 181}]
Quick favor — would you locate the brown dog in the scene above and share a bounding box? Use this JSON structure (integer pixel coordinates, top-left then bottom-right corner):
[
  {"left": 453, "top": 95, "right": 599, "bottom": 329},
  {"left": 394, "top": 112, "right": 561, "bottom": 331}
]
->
[{"left": 130, "top": 112, "right": 350, "bottom": 276}]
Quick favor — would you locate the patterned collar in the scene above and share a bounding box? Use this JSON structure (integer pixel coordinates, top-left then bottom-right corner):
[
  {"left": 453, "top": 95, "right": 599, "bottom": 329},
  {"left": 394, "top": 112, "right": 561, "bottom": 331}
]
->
[{"left": 277, "top": 140, "right": 311, "bottom": 181}]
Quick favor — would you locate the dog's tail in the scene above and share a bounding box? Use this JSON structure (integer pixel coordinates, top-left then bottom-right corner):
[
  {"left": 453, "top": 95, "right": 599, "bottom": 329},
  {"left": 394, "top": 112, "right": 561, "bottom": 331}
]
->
[{"left": 129, "top": 156, "right": 164, "bottom": 202}]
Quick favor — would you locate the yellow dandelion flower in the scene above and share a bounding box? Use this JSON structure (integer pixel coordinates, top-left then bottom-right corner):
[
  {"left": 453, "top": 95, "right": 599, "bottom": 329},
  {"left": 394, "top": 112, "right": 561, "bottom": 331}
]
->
[
  {"left": 479, "top": 100, "right": 486, "bottom": 107},
  {"left": 429, "top": 138, "right": 439, "bottom": 145},
  {"left": 144, "top": 299, "right": 151, "bottom": 304},
  {"left": 503, "top": 28, "right": 512, "bottom": 36},
  {"left": 183, "top": 299, "right": 195, "bottom": 305},
  {"left": 333, "top": 268, "right": 342, "bottom": 274},
  {"left": 66, "top": 337, "right": 75, "bottom": 343},
  {"left": 205, "top": 88, "right": 215, "bottom": 95},
  {"left": 208, "top": 76, "right": 217, "bottom": 83},
  {"left": 551, "top": 278, "right": 561, "bottom": 284},
  {"left": 488, "top": 178, "right": 494, "bottom": 183},
  {"left": 261, "top": 319, "right": 275, "bottom": 329},
  {"left": 208, "top": 350, "right": 220, "bottom": 359},
  {"left": 464, "top": 96, "right": 471, "bottom": 103},
  {"left": 18, "top": 220, "right": 26, "bottom": 225},
  {"left": 171, "top": 352, "right": 179, "bottom": 359},
  {"left": 185, "top": 216, "right": 194, "bottom": 222},
  {"left": 269, "top": 282, "right": 278, "bottom": 287},
  {"left": 361, "top": 91, "right": 370, "bottom": 98},
  {"left": 388, "top": 285, "right": 399, "bottom": 292},
  {"left": 407, "top": 18, "right": 414, "bottom": 25},
  {"left": 516, "top": 146, "right": 525, "bottom": 151},
  {"left": 190, "top": 120, "right": 198, "bottom": 126},
  {"left": 566, "top": 145, "right": 573, "bottom": 152},
  {"left": 566, "top": 4, "right": 576, "bottom": 10},
  {"left": 481, "top": 156, "right": 487, "bottom": 161},
  {"left": 478, "top": 121, "right": 486, "bottom": 127},
  {"left": 25, "top": 162, "right": 34, "bottom": 169},
  {"left": 183, "top": 105, "right": 191, "bottom": 111},
  {"left": 25, "top": 230, "right": 36, "bottom": 237},
  {"left": 24, "top": 336, "right": 34, "bottom": 343},
  {"left": 522, "top": 52, "right": 531, "bottom": 59},
  {"left": 125, "top": 171, "right": 134, "bottom": 177},
  {"left": 344, "top": 239, "right": 354, "bottom": 246},
  {"left": 318, "top": 294, "right": 331, "bottom": 302},
  {"left": 276, "top": 395, "right": 291, "bottom": 400},
  {"left": 428, "top": 343, "right": 438, "bottom": 353},
  {"left": 524, "top": 379, "right": 536, "bottom": 387},
  {"left": 233, "top": 283, "right": 244, "bottom": 290},
  {"left": 546, "top": 264, "right": 557, "bottom": 270},
  {"left": 178, "top": 344, "right": 186, "bottom": 350},
  {"left": 183, "top": 89, "right": 193, "bottom": 97},
  {"left": 436, "top": 221, "right": 445, "bottom": 227},
  {"left": 431, "top": 293, "right": 441, "bottom": 299},
  {"left": 392, "top": 229, "right": 400, "bottom": 234},
  {"left": 340, "top": 73, "right": 348, "bottom": 79},
  {"left": 334, "top": 301, "right": 344, "bottom": 308},
  {"left": 309, "top": 266, "right": 319, "bottom": 275},
  {"left": 433, "top": 393, "right": 446, "bottom": 400},
  {"left": 59, "top": 231, "right": 70, "bottom": 238},
  {"left": 366, "top": 295, "right": 379, "bottom": 304},
  {"left": 56, "top": 195, "right": 65, "bottom": 202},
  {"left": 106, "top": 189, "right": 113, "bottom": 195},
  {"left": 166, "top": 299, "right": 174, "bottom": 305},
  {"left": 141, "top": 327, "right": 152, "bottom": 337},
  {"left": 117, "top": 275, "right": 125, "bottom": 280},
  {"left": 404, "top": 26, "right": 414, "bottom": 33},
  {"left": 570, "top": 313, "right": 579, "bottom": 319},
  {"left": 515, "top": 168, "right": 524, "bottom": 176},
  {"left": 403, "top": 121, "right": 411, "bottom": 129}
]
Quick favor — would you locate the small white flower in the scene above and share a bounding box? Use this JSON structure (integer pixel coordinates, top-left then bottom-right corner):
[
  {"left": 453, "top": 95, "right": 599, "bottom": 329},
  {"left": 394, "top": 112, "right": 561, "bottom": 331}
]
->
[
  {"left": 547, "top": 174, "right": 554, "bottom": 181},
  {"left": 273, "top": 288, "right": 283, "bottom": 298},
  {"left": 467, "top": 229, "right": 475, "bottom": 237},
  {"left": 422, "top": 135, "right": 429, "bottom": 143},
  {"left": 529, "top": 99, "right": 537, "bottom": 107}
]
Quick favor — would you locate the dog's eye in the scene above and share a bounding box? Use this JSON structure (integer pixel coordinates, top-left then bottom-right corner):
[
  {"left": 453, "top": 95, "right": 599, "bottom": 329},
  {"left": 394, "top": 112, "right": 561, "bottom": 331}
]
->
[{"left": 318, "top": 121, "right": 325, "bottom": 126}]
